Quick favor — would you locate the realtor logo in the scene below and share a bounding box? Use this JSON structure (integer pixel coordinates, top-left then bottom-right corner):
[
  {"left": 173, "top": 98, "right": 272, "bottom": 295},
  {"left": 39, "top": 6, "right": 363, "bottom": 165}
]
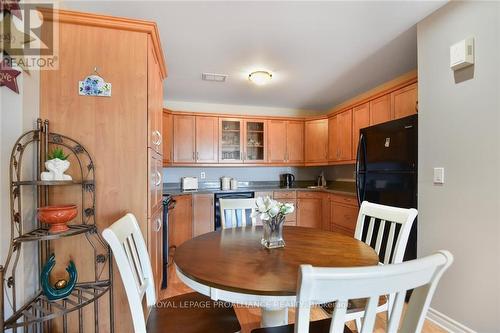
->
[{"left": 0, "top": 1, "right": 59, "bottom": 70}]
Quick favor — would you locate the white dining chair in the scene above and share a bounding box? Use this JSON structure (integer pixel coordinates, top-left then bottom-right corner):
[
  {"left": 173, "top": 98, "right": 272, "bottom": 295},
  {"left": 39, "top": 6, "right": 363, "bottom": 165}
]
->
[
  {"left": 252, "top": 250, "right": 453, "bottom": 333},
  {"left": 323, "top": 201, "right": 418, "bottom": 328},
  {"left": 219, "top": 198, "right": 257, "bottom": 229},
  {"left": 102, "top": 213, "right": 241, "bottom": 333}
]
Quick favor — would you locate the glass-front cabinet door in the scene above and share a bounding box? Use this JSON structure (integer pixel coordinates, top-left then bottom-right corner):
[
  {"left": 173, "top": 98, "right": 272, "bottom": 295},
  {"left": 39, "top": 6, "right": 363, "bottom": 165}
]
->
[
  {"left": 244, "top": 120, "right": 267, "bottom": 163},
  {"left": 219, "top": 118, "right": 243, "bottom": 163}
]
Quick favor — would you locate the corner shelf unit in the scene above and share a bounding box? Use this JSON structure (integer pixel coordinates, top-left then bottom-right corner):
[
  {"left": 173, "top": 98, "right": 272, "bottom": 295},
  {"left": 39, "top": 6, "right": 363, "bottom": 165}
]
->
[{"left": 0, "top": 119, "right": 113, "bottom": 333}]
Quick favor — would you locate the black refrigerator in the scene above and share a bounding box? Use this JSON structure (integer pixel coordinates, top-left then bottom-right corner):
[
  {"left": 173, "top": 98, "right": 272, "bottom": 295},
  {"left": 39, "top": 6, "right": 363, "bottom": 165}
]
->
[{"left": 355, "top": 114, "right": 417, "bottom": 262}]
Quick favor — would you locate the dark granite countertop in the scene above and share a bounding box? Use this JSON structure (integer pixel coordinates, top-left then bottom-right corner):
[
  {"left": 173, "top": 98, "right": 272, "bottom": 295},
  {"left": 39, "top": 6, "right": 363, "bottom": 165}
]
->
[{"left": 163, "top": 180, "right": 356, "bottom": 197}]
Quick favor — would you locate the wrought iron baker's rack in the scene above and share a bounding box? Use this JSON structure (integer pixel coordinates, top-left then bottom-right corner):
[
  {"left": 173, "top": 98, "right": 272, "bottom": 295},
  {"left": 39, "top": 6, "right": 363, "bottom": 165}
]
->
[{"left": 0, "top": 119, "right": 113, "bottom": 332}]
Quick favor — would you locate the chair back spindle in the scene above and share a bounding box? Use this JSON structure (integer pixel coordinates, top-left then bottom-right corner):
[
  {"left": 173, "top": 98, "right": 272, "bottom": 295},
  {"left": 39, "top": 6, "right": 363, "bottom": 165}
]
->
[{"left": 102, "top": 213, "right": 156, "bottom": 333}]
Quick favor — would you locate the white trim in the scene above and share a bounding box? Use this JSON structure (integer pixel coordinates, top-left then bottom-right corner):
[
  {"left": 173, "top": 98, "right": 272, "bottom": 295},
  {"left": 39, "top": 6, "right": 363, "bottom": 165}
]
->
[{"left": 427, "top": 307, "right": 476, "bottom": 333}]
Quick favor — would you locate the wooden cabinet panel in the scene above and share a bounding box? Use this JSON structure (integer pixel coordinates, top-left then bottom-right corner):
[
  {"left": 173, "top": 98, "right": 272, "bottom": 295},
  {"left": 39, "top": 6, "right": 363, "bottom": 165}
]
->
[
  {"left": 162, "top": 111, "right": 173, "bottom": 165},
  {"left": 338, "top": 110, "right": 352, "bottom": 161},
  {"left": 193, "top": 194, "right": 214, "bottom": 237},
  {"left": 148, "top": 206, "right": 163, "bottom": 296},
  {"left": 352, "top": 103, "right": 370, "bottom": 158},
  {"left": 148, "top": 150, "right": 163, "bottom": 217},
  {"left": 173, "top": 115, "right": 196, "bottom": 163},
  {"left": 268, "top": 120, "right": 287, "bottom": 162},
  {"left": 330, "top": 202, "right": 358, "bottom": 237},
  {"left": 329, "top": 110, "right": 352, "bottom": 162},
  {"left": 244, "top": 119, "right": 267, "bottom": 163},
  {"left": 392, "top": 83, "right": 418, "bottom": 120},
  {"left": 297, "top": 192, "right": 323, "bottom": 228},
  {"left": 274, "top": 191, "right": 296, "bottom": 199},
  {"left": 328, "top": 116, "right": 338, "bottom": 161},
  {"left": 195, "top": 116, "right": 218, "bottom": 163},
  {"left": 305, "top": 119, "right": 328, "bottom": 164},
  {"left": 169, "top": 195, "right": 193, "bottom": 248},
  {"left": 370, "top": 94, "right": 392, "bottom": 125},
  {"left": 330, "top": 194, "right": 359, "bottom": 237},
  {"left": 287, "top": 121, "right": 304, "bottom": 163},
  {"left": 148, "top": 37, "right": 163, "bottom": 156}
]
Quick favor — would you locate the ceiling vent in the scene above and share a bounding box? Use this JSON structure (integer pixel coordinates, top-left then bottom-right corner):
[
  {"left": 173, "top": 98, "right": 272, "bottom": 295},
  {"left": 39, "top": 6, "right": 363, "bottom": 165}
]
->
[{"left": 202, "top": 73, "right": 228, "bottom": 82}]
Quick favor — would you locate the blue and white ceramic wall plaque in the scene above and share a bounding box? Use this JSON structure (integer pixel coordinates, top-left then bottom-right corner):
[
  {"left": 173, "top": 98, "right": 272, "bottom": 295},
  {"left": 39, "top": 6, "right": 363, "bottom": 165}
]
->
[{"left": 79, "top": 74, "right": 112, "bottom": 97}]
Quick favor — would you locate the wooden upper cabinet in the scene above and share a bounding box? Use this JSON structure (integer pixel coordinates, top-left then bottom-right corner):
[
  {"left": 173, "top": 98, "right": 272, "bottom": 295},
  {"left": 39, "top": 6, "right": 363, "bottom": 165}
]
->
[
  {"left": 244, "top": 119, "right": 267, "bottom": 163},
  {"left": 267, "top": 120, "right": 304, "bottom": 164},
  {"left": 328, "top": 110, "right": 352, "bottom": 162},
  {"left": 392, "top": 83, "right": 418, "bottom": 120},
  {"left": 338, "top": 110, "right": 352, "bottom": 161},
  {"left": 305, "top": 119, "right": 328, "bottom": 164},
  {"left": 352, "top": 103, "right": 370, "bottom": 159},
  {"left": 162, "top": 110, "right": 173, "bottom": 165},
  {"left": 268, "top": 120, "right": 287, "bottom": 163},
  {"left": 286, "top": 121, "right": 304, "bottom": 164},
  {"left": 328, "top": 116, "right": 338, "bottom": 161},
  {"left": 219, "top": 118, "right": 244, "bottom": 163},
  {"left": 369, "top": 94, "right": 392, "bottom": 126},
  {"left": 195, "top": 116, "right": 218, "bottom": 163},
  {"left": 173, "top": 114, "right": 196, "bottom": 163}
]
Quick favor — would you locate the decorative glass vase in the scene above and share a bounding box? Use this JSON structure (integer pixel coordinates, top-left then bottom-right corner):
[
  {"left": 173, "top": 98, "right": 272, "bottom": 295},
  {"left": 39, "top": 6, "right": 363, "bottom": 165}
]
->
[{"left": 261, "top": 215, "right": 286, "bottom": 249}]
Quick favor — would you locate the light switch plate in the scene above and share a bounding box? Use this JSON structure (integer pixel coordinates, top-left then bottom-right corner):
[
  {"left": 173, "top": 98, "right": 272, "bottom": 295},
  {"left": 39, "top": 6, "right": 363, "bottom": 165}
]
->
[
  {"left": 200, "top": 172, "right": 206, "bottom": 179},
  {"left": 433, "top": 167, "right": 445, "bottom": 184}
]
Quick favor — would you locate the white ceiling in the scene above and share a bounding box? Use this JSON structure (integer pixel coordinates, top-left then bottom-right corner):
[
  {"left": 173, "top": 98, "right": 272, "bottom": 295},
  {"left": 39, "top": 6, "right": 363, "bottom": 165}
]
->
[{"left": 61, "top": 1, "right": 446, "bottom": 111}]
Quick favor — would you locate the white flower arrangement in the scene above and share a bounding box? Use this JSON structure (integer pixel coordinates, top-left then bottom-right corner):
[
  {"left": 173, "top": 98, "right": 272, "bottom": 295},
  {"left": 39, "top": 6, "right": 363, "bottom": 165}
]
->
[{"left": 251, "top": 196, "right": 295, "bottom": 221}]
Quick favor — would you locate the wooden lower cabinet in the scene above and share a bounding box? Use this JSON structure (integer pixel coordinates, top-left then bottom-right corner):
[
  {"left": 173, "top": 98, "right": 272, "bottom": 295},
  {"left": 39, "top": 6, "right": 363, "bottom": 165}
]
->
[
  {"left": 148, "top": 206, "right": 163, "bottom": 297},
  {"left": 297, "top": 192, "right": 323, "bottom": 229},
  {"left": 193, "top": 193, "right": 214, "bottom": 236},
  {"left": 274, "top": 191, "right": 297, "bottom": 225},
  {"left": 169, "top": 195, "right": 193, "bottom": 248},
  {"left": 330, "top": 194, "right": 359, "bottom": 236}
]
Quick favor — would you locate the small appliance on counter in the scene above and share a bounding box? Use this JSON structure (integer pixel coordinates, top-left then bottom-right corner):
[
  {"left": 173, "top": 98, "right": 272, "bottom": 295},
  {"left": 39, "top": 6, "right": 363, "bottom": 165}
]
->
[
  {"left": 281, "top": 173, "right": 295, "bottom": 188},
  {"left": 181, "top": 177, "right": 198, "bottom": 191},
  {"left": 317, "top": 172, "right": 327, "bottom": 187},
  {"left": 221, "top": 176, "right": 231, "bottom": 191}
]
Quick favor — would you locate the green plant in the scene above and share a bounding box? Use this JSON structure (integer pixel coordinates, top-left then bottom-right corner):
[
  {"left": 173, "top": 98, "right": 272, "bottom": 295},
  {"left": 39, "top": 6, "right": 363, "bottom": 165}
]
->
[{"left": 47, "top": 147, "right": 69, "bottom": 160}]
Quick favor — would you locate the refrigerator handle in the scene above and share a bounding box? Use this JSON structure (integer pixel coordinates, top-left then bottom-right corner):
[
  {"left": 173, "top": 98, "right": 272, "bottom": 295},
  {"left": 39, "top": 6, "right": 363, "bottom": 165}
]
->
[{"left": 355, "top": 133, "right": 366, "bottom": 206}]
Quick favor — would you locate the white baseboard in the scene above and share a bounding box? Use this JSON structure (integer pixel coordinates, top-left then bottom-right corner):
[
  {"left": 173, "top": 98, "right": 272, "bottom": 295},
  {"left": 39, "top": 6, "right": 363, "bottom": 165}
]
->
[{"left": 427, "top": 307, "right": 476, "bottom": 333}]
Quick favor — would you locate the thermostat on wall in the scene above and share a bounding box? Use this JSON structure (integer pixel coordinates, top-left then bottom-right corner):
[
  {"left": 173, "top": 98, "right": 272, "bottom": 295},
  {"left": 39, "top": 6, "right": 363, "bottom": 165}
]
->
[{"left": 450, "top": 37, "right": 474, "bottom": 70}]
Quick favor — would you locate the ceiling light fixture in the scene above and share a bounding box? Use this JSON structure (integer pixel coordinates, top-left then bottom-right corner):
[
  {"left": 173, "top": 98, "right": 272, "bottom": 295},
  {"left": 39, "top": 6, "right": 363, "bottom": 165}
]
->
[{"left": 248, "top": 70, "right": 273, "bottom": 86}]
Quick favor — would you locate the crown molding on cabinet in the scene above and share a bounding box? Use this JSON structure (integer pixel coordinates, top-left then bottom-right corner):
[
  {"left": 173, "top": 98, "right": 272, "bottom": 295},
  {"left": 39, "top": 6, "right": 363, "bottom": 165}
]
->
[{"left": 38, "top": 8, "right": 167, "bottom": 78}]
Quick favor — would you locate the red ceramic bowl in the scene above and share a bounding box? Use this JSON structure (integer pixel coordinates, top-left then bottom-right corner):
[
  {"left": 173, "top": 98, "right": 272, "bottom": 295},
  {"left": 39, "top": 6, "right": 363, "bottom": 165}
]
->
[{"left": 37, "top": 205, "right": 77, "bottom": 233}]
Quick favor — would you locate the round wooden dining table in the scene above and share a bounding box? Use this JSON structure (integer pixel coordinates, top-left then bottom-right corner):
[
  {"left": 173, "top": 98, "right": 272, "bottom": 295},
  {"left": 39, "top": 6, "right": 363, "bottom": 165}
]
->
[{"left": 174, "top": 226, "right": 379, "bottom": 328}]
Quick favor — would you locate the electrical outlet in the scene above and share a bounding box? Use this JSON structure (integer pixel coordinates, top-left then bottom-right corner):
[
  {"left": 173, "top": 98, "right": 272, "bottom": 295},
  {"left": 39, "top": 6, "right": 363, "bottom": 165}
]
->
[{"left": 200, "top": 172, "right": 206, "bottom": 180}]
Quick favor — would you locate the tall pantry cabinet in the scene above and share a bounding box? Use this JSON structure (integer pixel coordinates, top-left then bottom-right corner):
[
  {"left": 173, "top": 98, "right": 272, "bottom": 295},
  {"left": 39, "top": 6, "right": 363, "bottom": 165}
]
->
[{"left": 40, "top": 9, "right": 167, "bottom": 333}]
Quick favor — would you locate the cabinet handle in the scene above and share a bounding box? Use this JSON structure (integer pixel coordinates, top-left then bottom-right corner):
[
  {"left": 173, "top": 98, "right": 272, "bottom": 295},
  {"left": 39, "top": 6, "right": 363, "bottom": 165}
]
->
[
  {"left": 155, "top": 218, "right": 161, "bottom": 232},
  {"left": 152, "top": 130, "right": 162, "bottom": 146},
  {"left": 192, "top": 151, "right": 195, "bottom": 160},
  {"left": 154, "top": 171, "right": 162, "bottom": 186},
  {"left": 415, "top": 101, "right": 419, "bottom": 113},
  {"left": 196, "top": 152, "right": 199, "bottom": 160}
]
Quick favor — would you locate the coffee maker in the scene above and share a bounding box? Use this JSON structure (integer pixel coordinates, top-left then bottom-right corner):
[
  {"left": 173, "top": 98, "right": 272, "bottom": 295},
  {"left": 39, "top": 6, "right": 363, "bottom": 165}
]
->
[{"left": 281, "top": 173, "right": 295, "bottom": 188}]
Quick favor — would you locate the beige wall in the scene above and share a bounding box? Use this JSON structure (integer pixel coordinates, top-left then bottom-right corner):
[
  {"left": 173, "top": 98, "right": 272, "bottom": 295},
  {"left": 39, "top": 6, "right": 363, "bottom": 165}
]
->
[{"left": 417, "top": 1, "right": 500, "bottom": 331}]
